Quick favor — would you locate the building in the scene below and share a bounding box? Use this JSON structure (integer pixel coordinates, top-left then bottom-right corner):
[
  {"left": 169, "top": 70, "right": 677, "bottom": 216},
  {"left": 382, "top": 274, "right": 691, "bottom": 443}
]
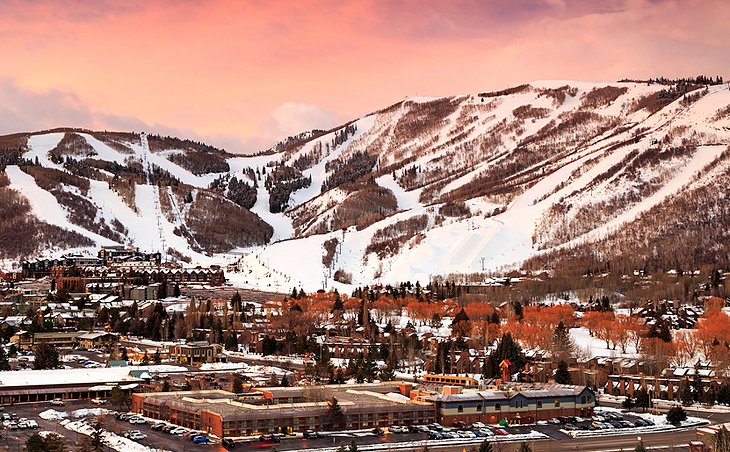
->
[
  {"left": 324, "top": 336, "right": 389, "bottom": 359},
  {"left": 170, "top": 341, "right": 225, "bottom": 365},
  {"left": 77, "top": 331, "right": 119, "bottom": 349},
  {"left": 21, "top": 255, "right": 102, "bottom": 278},
  {"left": 99, "top": 246, "right": 161, "bottom": 266},
  {"left": 428, "top": 383, "right": 595, "bottom": 425},
  {"left": 0, "top": 367, "right": 146, "bottom": 404},
  {"left": 131, "top": 382, "right": 435, "bottom": 438},
  {"left": 11, "top": 331, "right": 82, "bottom": 351}
]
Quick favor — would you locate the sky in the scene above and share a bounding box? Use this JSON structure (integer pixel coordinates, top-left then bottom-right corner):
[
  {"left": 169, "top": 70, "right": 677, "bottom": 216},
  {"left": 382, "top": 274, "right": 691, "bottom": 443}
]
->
[{"left": 0, "top": 0, "right": 728, "bottom": 154}]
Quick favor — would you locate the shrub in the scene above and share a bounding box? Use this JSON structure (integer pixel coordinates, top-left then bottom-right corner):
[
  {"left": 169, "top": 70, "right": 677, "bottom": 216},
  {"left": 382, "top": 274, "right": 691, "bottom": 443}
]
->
[{"left": 666, "top": 406, "right": 687, "bottom": 425}]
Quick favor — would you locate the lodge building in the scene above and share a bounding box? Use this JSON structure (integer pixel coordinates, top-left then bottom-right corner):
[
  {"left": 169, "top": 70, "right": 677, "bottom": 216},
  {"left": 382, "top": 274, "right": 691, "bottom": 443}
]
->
[
  {"left": 132, "top": 383, "right": 436, "bottom": 437},
  {"left": 427, "top": 384, "right": 596, "bottom": 425}
]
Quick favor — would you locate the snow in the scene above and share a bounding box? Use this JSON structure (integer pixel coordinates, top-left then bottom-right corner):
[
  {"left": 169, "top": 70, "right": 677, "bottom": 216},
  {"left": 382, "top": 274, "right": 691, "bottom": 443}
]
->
[
  {"left": 39, "top": 409, "right": 69, "bottom": 421},
  {"left": 376, "top": 174, "right": 422, "bottom": 210},
  {"left": 570, "top": 327, "right": 638, "bottom": 359},
  {"left": 24, "top": 133, "right": 66, "bottom": 169},
  {"left": 60, "top": 418, "right": 166, "bottom": 452},
  {"left": 7, "top": 81, "right": 730, "bottom": 291},
  {"left": 5, "top": 165, "right": 113, "bottom": 247}
]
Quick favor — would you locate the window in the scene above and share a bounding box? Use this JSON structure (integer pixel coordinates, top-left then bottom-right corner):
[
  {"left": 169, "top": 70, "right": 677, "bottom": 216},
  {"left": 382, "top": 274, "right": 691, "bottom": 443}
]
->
[
  {"left": 495, "top": 403, "right": 501, "bottom": 411},
  {"left": 457, "top": 405, "right": 464, "bottom": 413},
  {"left": 581, "top": 396, "right": 586, "bottom": 404},
  {"left": 537, "top": 401, "right": 542, "bottom": 408},
  {"left": 476, "top": 404, "right": 482, "bottom": 412},
  {"left": 554, "top": 400, "right": 560, "bottom": 407}
]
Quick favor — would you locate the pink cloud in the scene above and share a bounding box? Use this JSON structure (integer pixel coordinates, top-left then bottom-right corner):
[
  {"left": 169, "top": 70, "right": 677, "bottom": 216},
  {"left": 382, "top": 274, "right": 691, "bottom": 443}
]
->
[{"left": 0, "top": 0, "right": 727, "bottom": 153}]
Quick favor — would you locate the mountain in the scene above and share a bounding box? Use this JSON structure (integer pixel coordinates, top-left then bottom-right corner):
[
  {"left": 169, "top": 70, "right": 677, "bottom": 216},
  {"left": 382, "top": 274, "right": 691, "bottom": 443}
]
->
[{"left": 1, "top": 78, "right": 729, "bottom": 291}]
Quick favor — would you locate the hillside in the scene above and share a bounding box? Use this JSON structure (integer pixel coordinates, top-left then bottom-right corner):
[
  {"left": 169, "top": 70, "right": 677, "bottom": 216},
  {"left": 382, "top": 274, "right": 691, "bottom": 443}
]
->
[{"left": 1, "top": 79, "right": 729, "bottom": 291}]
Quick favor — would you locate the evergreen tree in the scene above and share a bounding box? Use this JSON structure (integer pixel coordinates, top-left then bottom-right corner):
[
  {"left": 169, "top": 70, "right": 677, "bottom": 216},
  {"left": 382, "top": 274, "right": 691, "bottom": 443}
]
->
[
  {"left": 634, "top": 440, "right": 648, "bottom": 452},
  {"left": 33, "top": 342, "right": 60, "bottom": 369},
  {"left": 692, "top": 370, "right": 703, "bottom": 402},
  {"left": 552, "top": 321, "right": 574, "bottom": 358},
  {"left": 635, "top": 389, "right": 651, "bottom": 411},
  {"left": 379, "top": 364, "right": 396, "bottom": 382},
  {"left": 90, "top": 418, "right": 104, "bottom": 451},
  {"left": 478, "top": 440, "right": 494, "bottom": 452},
  {"left": 622, "top": 397, "right": 635, "bottom": 409},
  {"left": 141, "top": 351, "right": 150, "bottom": 365},
  {"left": 0, "top": 346, "right": 10, "bottom": 371},
  {"left": 110, "top": 385, "right": 130, "bottom": 410},
  {"left": 714, "top": 425, "right": 730, "bottom": 452},
  {"left": 348, "top": 440, "right": 358, "bottom": 452},
  {"left": 280, "top": 374, "right": 290, "bottom": 387},
  {"left": 153, "top": 350, "right": 162, "bottom": 365},
  {"left": 162, "top": 380, "right": 171, "bottom": 392},
  {"left": 25, "top": 434, "right": 47, "bottom": 452},
  {"left": 518, "top": 442, "right": 532, "bottom": 452},
  {"left": 483, "top": 333, "right": 524, "bottom": 378},
  {"left": 681, "top": 380, "right": 694, "bottom": 405},
  {"left": 658, "top": 323, "right": 672, "bottom": 343},
  {"left": 327, "top": 397, "right": 345, "bottom": 430},
  {"left": 232, "top": 375, "right": 244, "bottom": 393},
  {"left": 554, "top": 360, "right": 571, "bottom": 384},
  {"left": 666, "top": 406, "right": 687, "bottom": 425},
  {"left": 231, "top": 291, "right": 242, "bottom": 312}
]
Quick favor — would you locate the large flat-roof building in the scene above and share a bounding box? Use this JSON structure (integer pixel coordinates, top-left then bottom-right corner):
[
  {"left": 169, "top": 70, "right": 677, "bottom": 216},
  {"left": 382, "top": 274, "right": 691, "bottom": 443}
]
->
[
  {"left": 427, "top": 383, "right": 595, "bottom": 425},
  {"left": 132, "top": 383, "right": 435, "bottom": 438}
]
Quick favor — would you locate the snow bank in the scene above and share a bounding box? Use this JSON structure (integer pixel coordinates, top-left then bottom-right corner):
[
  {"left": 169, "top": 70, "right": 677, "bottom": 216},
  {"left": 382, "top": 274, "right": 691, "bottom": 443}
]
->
[
  {"left": 39, "top": 409, "right": 68, "bottom": 421},
  {"left": 60, "top": 418, "right": 169, "bottom": 452}
]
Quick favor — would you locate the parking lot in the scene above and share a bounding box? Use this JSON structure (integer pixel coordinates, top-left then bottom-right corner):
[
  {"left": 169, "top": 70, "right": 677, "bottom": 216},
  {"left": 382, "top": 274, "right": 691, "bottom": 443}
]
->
[{"left": 1, "top": 397, "right": 695, "bottom": 452}]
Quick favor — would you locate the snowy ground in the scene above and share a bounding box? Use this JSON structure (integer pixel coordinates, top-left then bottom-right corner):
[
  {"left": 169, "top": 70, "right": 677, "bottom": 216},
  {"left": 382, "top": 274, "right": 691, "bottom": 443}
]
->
[
  {"left": 59, "top": 417, "right": 166, "bottom": 452},
  {"left": 570, "top": 327, "right": 639, "bottom": 359}
]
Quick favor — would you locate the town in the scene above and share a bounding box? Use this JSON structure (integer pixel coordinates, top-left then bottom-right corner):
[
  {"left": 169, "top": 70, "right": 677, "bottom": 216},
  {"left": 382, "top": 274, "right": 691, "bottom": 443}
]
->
[{"left": 0, "top": 246, "right": 727, "bottom": 451}]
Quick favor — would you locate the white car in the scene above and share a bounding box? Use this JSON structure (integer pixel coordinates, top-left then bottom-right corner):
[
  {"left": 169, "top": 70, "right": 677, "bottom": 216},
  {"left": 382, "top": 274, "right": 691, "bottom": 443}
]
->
[
  {"left": 170, "top": 427, "right": 189, "bottom": 435},
  {"left": 128, "top": 417, "right": 146, "bottom": 424},
  {"left": 91, "top": 398, "right": 106, "bottom": 405},
  {"left": 471, "top": 422, "right": 486, "bottom": 429},
  {"left": 50, "top": 398, "right": 64, "bottom": 406}
]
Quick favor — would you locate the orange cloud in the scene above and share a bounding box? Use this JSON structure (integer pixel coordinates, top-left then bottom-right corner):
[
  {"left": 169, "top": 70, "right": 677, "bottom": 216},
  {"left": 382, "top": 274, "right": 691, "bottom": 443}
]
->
[{"left": 0, "top": 0, "right": 727, "bottom": 153}]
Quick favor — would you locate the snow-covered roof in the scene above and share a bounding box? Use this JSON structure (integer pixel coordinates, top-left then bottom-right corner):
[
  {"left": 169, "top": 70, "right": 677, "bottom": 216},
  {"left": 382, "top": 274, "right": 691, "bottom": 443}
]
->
[
  {"left": 0, "top": 365, "right": 186, "bottom": 389},
  {"left": 0, "top": 367, "right": 139, "bottom": 388}
]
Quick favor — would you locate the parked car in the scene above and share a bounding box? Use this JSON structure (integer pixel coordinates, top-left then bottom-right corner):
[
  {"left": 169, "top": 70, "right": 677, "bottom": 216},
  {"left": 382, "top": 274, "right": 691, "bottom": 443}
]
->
[
  {"left": 50, "top": 398, "right": 64, "bottom": 406},
  {"left": 493, "top": 428, "right": 509, "bottom": 436},
  {"left": 372, "top": 427, "right": 385, "bottom": 436},
  {"left": 389, "top": 426, "right": 403, "bottom": 434},
  {"left": 170, "top": 427, "right": 189, "bottom": 435},
  {"left": 303, "top": 430, "right": 319, "bottom": 439},
  {"left": 128, "top": 417, "right": 147, "bottom": 425},
  {"left": 428, "top": 431, "right": 444, "bottom": 440},
  {"left": 258, "top": 434, "right": 280, "bottom": 443},
  {"left": 471, "top": 422, "right": 486, "bottom": 429},
  {"left": 91, "top": 398, "right": 106, "bottom": 405},
  {"left": 131, "top": 432, "right": 148, "bottom": 440},
  {"left": 193, "top": 436, "right": 211, "bottom": 444}
]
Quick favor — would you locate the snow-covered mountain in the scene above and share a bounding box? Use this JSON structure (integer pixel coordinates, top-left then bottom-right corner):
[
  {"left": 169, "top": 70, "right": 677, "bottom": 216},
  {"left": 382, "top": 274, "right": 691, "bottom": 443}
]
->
[{"left": 2, "top": 79, "right": 729, "bottom": 291}]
